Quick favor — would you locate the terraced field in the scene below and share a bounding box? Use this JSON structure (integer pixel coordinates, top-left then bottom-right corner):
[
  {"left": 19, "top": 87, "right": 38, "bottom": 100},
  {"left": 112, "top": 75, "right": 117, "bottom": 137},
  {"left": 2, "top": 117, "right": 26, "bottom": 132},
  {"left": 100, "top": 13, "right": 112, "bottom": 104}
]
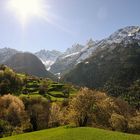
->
[{"left": 19, "top": 74, "right": 77, "bottom": 101}]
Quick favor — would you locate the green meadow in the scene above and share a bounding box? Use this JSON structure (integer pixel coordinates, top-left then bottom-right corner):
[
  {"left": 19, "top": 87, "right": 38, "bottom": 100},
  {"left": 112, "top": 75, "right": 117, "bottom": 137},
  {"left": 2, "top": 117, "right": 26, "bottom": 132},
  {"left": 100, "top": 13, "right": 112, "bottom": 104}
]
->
[{"left": 1, "top": 127, "right": 140, "bottom": 140}]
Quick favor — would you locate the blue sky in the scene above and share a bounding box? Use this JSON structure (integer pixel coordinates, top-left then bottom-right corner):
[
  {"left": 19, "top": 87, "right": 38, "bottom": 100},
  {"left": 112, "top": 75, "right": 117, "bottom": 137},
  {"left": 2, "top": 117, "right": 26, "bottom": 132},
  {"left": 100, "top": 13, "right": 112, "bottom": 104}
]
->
[{"left": 0, "top": 0, "right": 140, "bottom": 52}]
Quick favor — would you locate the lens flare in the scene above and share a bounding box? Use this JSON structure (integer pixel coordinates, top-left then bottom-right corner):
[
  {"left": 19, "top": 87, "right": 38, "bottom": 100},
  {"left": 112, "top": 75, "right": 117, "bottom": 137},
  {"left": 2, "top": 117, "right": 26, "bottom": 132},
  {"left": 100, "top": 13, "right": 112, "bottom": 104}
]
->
[{"left": 8, "top": 0, "right": 45, "bottom": 25}]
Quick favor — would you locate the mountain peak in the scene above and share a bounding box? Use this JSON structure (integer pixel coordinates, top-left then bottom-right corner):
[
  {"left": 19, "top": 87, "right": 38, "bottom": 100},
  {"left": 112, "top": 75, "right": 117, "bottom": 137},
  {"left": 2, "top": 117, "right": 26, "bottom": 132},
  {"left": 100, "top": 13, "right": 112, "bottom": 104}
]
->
[
  {"left": 0, "top": 48, "right": 19, "bottom": 64},
  {"left": 35, "top": 49, "right": 62, "bottom": 70},
  {"left": 65, "top": 44, "right": 84, "bottom": 55},
  {"left": 120, "top": 26, "right": 140, "bottom": 33},
  {"left": 108, "top": 26, "right": 140, "bottom": 43},
  {"left": 86, "top": 38, "right": 95, "bottom": 49},
  {"left": 86, "top": 38, "right": 95, "bottom": 45}
]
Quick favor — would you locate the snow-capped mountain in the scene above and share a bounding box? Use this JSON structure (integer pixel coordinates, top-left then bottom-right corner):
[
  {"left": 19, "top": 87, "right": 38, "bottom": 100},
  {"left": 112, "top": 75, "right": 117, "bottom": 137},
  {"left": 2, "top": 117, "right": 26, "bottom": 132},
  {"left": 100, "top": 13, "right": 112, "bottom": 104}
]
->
[
  {"left": 76, "top": 26, "right": 140, "bottom": 62},
  {"left": 77, "top": 26, "right": 140, "bottom": 62},
  {"left": 59, "top": 43, "right": 85, "bottom": 59},
  {"left": 0, "top": 26, "right": 139, "bottom": 77},
  {"left": 50, "top": 26, "right": 140, "bottom": 75},
  {"left": 0, "top": 48, "right": 19, "bottom": 64},
  {"left": 50, "top": 43, "right": 92, "bottom": 75},
  {"left": 35, "top": 50, "right": 62, "bottom": 70},
  {"left": 75, "top": 39, "right": 96, "bottom": 64},
  {"left": 62, "top": 26, "right": 140, "bottom": 88},
  {"left": 108, "top": 26, "right": 140, "bottom": 44}
]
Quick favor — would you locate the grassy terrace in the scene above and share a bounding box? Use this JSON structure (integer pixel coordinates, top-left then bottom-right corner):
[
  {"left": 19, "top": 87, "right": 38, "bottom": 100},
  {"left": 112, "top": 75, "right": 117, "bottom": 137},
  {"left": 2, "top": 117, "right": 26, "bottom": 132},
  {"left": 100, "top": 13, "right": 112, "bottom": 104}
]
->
[{"left": 17, "top": 73, "right": 78, "bottom": 102}]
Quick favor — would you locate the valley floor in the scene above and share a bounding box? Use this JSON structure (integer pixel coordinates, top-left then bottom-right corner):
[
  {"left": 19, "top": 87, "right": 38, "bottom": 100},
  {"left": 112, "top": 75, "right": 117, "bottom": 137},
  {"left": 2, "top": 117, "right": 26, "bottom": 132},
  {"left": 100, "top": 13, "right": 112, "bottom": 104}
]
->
[{"left": 1, "top": 127, "right": 140, "bottom": 140}]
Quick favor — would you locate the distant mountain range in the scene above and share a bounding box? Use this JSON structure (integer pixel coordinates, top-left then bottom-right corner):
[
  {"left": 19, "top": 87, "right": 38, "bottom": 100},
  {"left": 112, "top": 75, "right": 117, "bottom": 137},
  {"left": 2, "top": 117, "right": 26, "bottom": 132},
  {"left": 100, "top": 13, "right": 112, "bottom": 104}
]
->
[{"left": 0, "top": 26, "right": 140, "bottom": 87}]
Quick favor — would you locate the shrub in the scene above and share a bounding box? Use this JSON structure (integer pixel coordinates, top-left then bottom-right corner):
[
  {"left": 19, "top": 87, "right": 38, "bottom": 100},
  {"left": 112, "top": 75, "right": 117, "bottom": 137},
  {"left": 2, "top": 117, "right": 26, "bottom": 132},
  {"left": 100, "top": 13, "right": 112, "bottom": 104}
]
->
[
  {"left": 0, "top": 120, "right": 13, "bottom": 138},
  {"left": 0, "top": 94, "right": 30, "bottom": 136},
  {"left": 109, "top": 113, "right": 128, "bottom": 132},
  {"left": 0, "top": 67, "right": 23, "bottom": 95},
  {"left": 126, "top": 80, "right": 140, "bottom": 110},
  {"left": 128, "top": 114, "right": 140, "bottom": 134},
  {"left": 93, "top": 93, "right": 134, "bottom": 129}
]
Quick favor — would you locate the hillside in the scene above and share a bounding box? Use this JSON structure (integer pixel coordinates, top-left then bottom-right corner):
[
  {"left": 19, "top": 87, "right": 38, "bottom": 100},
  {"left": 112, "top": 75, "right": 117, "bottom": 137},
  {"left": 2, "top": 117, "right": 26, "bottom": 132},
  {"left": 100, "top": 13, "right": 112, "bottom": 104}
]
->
[
  {"left": 0, "top": 65, "right": 139, "bottom": 138},
  {"left": 4, "top": 52, "right": 56, "bottom": 80},
  {"left": 62, "top": 42, "right": 140, "bottom": 89},
  {"left": 1, "top": 127, "right": 140, "bottom": 140},
  {"left": 0, "top": 65, "right": 77, "bottom": 101},
  {"left": 20, "top": 74, "right": 77, "bottom": 102},
  {"left": 62, "top": 26, "right": 140, "bottom": 91}
]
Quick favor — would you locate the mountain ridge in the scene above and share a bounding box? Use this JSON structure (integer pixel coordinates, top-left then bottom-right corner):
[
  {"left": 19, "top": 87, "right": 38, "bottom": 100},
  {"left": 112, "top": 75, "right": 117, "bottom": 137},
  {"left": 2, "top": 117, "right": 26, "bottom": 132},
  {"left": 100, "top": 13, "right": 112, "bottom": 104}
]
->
[
  {"left": 0, "top": 26, "right": 140, "bottom": 78},
  {"left": 48, "top": 26, "right": 140, "bottom": 91},
  {"left": 4, "top": 52, "right": 56, "bottom": 80}
]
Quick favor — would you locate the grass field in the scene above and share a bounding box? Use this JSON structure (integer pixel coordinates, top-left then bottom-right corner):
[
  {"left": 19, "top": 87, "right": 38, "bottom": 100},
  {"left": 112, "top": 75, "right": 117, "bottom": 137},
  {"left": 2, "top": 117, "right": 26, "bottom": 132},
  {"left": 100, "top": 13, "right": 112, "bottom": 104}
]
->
[{"left": 1, "top": 127, "right": 140, "bottom": 140}]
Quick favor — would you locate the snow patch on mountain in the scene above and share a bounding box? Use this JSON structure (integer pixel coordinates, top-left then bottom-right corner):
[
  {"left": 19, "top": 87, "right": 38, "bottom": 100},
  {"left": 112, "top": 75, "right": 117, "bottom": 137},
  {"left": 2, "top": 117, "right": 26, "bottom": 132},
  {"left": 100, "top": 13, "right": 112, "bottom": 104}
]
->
[
  {"left": 40, "top": 59, "right": 55, "bottom": 71},
  {"left": 35, "top": 50, "right": 62, "bottom": 70},
  {"left": 76, "top": 39, "right": 96, "bottom": 64},
  {"left": 62, "top": 52, "right": 80, "bottom": 59},
  {"left": 107, "top": 26, "right": 140, "bottom": 44}
]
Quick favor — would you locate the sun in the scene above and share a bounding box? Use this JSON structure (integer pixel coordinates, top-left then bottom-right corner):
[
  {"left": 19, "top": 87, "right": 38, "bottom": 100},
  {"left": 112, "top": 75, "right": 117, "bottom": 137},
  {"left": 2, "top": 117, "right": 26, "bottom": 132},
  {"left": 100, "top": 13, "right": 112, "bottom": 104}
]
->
[
  {"left": 7, "top": 0, "right": 71, "bottom": 34},
  {"left": 8, "top": 0, "right": 45, "bottom": 25}
]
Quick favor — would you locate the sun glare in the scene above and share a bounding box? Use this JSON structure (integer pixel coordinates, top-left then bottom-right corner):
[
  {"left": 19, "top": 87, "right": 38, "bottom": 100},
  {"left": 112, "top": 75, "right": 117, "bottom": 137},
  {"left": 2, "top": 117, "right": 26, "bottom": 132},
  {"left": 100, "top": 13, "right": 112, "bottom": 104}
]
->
[
  {"left": 7, "top": 0, "right": 72, "bottom": 34},
  {"left": 8, "top": 0, "right": 45, "bottom": 25}
]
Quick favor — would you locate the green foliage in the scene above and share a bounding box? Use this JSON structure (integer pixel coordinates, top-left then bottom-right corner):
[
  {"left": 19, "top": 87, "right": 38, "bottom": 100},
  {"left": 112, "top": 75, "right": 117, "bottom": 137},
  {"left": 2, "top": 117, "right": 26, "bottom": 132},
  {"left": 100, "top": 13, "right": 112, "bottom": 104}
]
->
[
  {"left": 126, "top": 80, "right": 140, "bottom": 109},
  {"left": 0, "top": 120, "right": 13, "bottom": 138},
  {"left": 38, "top": 80, "right": 48, "bottom": 96},
  {"left": 0, "top": 65, "right": 23, "bottom": 95},
  {"left": 20, "top": 96, "right": 50, "bottom": 131},
  {"left": 103, "top": 78, "right": 128, "bottom": 97},
  {"left": 20, "top": 75, "right": 77, "bottom": 102},
  {"left": 0, "top": 65, "right": 77, "bottom": 102}
]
